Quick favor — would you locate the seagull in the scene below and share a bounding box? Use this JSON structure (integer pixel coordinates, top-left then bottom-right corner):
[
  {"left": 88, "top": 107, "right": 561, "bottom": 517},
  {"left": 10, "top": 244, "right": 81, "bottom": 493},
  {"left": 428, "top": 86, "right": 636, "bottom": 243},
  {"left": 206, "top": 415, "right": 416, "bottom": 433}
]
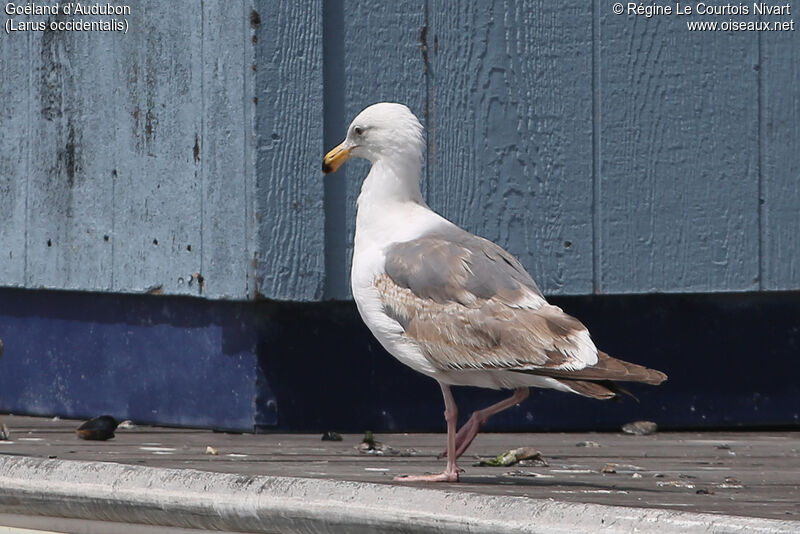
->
[{"left": 323, "top": 103, "right": 667, "bottom": 482}]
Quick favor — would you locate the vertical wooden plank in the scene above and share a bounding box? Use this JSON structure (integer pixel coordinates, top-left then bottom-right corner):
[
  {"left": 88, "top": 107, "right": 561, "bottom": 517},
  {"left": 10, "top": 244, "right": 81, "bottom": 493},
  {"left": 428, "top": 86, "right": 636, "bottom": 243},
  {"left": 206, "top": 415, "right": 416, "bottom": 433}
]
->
[
  {"left": 429, "top": 1, "right": 594, "bottom": 295},
  {"left": 242, "top": 2, "right": 258, "bottom": 300},
  {"left": 26, "top": 13, "right": 117, "bottom": 290},
  {"left": 335, "top": 0, "right": 426, "bottom": 299},
  {"left": 599, "top": 14, "right": 759, "bottom": 293},
  {"left": 253, "top": 0, "right": 325, "bottom": 301},
  {"left": 322, "top": 0, "right": 348, "bottom": 300},
  {"left": 0, "top": 31, "right": 29, "bottom": 286},
  {"left": 762, "top": 31, "right": 800, "bottom": 290},
  {"left": 112, "top": 1, "right": 203, "bottom": 296},
  {"left": 201, "top": 1, "right": 253, "bottom": 299}
]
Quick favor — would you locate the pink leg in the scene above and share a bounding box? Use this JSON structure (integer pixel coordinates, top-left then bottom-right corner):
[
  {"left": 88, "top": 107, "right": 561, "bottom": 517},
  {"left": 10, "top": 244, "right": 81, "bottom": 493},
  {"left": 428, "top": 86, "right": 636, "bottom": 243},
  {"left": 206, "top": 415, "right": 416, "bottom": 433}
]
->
[
  {"left": 395, "top": 382, "right": 460, "bottom": 482},
  {"left": 442, "top": 388, "right": 530, "bottom": 459}
]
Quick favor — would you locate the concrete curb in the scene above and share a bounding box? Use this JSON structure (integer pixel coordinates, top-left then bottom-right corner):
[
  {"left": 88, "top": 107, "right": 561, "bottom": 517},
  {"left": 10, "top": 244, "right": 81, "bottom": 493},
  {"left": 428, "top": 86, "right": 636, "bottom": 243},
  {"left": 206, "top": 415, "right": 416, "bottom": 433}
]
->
[{"left": 0, "top": 456, "right": 797, "bottom": 533}]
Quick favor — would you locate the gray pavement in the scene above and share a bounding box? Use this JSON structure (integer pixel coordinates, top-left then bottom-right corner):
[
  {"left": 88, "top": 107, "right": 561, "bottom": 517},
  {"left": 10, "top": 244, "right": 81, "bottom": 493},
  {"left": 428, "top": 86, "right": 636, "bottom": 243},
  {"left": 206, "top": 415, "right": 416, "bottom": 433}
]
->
[{"left": 0, "top": 415, "right": 798, "bottom": 533}]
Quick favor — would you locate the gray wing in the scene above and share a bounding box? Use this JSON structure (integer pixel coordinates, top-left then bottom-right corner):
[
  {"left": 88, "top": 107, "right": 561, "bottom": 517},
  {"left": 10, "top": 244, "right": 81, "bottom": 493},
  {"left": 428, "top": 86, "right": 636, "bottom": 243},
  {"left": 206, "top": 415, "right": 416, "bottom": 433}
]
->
[
  {"left": 384, "top": 229, "right": 544, "bottom": 307},
  {"left": 380, "top": 230, "right": 598, "bottom": 372}
]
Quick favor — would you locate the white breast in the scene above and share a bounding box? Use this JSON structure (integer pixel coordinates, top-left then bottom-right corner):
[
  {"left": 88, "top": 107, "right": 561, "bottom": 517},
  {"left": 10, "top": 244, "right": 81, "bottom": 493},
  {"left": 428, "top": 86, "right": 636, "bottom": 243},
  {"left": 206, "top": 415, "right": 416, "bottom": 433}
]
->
[
  {"left": 350, "top": 199, "right": 451, "bottom": 378},
  {"left": 352, "top": 280, "right": 440, "bottom": 377}
]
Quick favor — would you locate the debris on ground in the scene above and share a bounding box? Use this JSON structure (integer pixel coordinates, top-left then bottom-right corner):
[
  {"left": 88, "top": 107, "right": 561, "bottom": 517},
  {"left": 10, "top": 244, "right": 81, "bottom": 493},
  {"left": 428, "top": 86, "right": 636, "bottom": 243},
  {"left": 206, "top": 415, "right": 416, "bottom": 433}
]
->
[
  {"left": 356, "top": 430, "right": 381, "bottom": 452},
  {"left": 657, "top": 479, "right": 696, "bottom": 489},
  {"left": 715, "top": 444, "right": 736, "bottom": 455},
  {"left": 118, "top": 420, "right": 136, "bottom": 430},
  {"left": 205, "top": 446, "right": 219, "bottom": 455},
  {"left": 600, "top": 463, "right": 617, "bottom": 474},
  {"left": 355, "top": 431, "right": 419, "bottom": 456},
  {"left": 0, "top": 423, "right": 9, "bottom": 441},
  {"left": 696, "top": 488, "right": 715, "bottom": 495},
  {"left": 622, "top": 420, "right": 658, "bottom": 436},
  {"left": 475, "top": 447, "right": 547, "bottom": 467},
  {"left": 632, "top": 472, "right": 642, "bottom": 478},
  {"left": 597, "top": 463, "right": 643, "bottom": 475},
  {"left": 576, "top": 440, "right": 600, "bottom": 447},
  {"left": 76, "top": 416, "right": 119, "bottom": 441},
  {"left": 321, "top": 431, "right": 342, "bottom": 441},
  {"left": 718, "top": 476, "right": 743, "bottom": 489}
]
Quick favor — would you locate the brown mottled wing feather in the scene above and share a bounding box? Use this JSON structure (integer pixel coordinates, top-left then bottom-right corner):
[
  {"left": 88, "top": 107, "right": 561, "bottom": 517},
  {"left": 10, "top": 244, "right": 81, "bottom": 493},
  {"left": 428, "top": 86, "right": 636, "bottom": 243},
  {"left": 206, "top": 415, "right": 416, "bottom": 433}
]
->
[
  {"left": 377, "top": 275, "right": 589, "bottom": 370},
  {"left": 380, "top": 231, "right": 596, "bottom": 372}
]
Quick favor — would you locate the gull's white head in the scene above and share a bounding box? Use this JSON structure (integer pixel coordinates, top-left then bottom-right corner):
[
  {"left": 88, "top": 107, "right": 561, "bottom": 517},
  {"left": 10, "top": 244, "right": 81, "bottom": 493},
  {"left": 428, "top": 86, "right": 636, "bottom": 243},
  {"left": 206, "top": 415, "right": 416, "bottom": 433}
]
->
[{"left": 323, "top": 102, "right": 424, "bottom": 174}]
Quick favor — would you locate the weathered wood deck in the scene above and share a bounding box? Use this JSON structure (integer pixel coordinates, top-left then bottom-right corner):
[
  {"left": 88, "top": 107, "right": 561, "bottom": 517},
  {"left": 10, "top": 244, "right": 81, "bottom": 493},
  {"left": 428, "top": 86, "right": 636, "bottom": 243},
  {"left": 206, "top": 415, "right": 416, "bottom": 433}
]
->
[{"left": 1, "top": 415, "right": 797, "bottom": 523}]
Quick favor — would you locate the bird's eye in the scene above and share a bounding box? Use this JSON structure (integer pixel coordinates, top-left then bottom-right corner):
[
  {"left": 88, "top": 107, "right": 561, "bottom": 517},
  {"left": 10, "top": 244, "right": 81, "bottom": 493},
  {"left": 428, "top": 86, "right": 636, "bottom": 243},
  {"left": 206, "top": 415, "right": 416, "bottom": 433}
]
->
[{"left": 354, "top": 127, "right": 364, "bottom": 136}]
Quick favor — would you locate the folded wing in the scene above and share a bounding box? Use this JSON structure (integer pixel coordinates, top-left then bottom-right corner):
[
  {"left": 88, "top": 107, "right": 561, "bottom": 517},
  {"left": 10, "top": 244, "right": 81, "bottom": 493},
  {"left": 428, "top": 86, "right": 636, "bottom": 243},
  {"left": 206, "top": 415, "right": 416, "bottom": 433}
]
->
[
  {"left": 380, "top": 229, "right": 666, "bottom": 388},
  {"left": 381, "top": 230, "right": 597, "bottom": 373}
]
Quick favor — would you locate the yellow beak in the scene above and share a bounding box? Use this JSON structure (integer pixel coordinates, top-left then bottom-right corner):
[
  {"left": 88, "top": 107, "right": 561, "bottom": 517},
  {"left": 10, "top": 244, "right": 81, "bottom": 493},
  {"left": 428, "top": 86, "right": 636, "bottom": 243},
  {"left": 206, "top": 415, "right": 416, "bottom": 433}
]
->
[{"left": 322, "top": 142, "right": 351, "bottom": 174}]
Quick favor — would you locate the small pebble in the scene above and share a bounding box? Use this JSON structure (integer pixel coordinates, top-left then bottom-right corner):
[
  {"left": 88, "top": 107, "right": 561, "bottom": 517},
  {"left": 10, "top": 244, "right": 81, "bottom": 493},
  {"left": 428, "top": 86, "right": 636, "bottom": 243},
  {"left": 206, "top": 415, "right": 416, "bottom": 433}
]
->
[
  {"left": 518, "top": 456, "right": 549, "bottom": 468},
  {"left": 205, "top": 446, "right": 219, "bottom": 455},
  {"left": 621, "top": 420, "right": 658, "bottom": 436},
  {"left": 321, "top": 431, "right": 342, "bottom": 441},
  {"left": 600, "top": 463, "right": 618, "bottom": 474},
  {"left": 576, "top": 440, "right": 600, "bottom": 448}
]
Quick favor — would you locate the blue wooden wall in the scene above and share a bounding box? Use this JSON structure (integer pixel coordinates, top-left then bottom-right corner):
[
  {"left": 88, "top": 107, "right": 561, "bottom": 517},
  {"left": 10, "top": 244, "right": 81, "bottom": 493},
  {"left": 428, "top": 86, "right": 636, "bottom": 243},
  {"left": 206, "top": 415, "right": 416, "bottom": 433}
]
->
[{"left": 1, "top": 1, "right": 797, "bottom": 302}]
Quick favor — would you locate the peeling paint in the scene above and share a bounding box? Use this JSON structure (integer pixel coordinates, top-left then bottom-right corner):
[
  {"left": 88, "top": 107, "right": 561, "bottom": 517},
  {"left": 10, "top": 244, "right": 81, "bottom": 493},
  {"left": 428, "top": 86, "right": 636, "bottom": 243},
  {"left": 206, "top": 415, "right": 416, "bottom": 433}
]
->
[{"left": 250, "top": 9, "right": 261, "bottom": 29}]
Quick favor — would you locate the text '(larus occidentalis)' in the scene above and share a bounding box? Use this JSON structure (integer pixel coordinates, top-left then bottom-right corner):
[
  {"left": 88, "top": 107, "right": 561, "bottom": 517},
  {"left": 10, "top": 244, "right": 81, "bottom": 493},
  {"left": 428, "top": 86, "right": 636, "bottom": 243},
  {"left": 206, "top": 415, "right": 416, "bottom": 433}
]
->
[{"left": 323, "top": 102, "right": 667, "bottom": 482}]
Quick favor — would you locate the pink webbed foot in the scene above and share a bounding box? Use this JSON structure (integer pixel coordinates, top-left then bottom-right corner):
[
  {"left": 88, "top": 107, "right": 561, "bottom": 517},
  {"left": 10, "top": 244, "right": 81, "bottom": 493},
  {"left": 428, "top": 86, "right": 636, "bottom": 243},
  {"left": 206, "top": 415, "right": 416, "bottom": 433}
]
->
[{"left": 393, "top": 468, "right": 460, "bottom": 483}]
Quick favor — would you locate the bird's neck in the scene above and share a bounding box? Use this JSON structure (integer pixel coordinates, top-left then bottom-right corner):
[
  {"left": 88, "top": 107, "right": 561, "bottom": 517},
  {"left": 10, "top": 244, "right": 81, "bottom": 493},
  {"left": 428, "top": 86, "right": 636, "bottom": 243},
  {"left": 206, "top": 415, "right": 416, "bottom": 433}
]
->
[
  {"left": 354, "top": 156, "right": 439, "bottom": 253},
  {"left": 357, "top": 157, "right": 424, "bottom": 207}
]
